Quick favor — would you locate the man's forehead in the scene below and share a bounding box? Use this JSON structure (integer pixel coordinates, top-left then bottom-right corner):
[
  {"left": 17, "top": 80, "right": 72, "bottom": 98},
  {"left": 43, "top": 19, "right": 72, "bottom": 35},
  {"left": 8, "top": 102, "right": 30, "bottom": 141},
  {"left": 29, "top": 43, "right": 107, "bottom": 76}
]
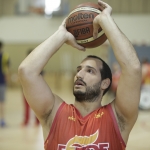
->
[
  {"left": 80, "top": 57, "right": 103, "bottom": 68},
  {"left": 82, "top": 57, "right": 102, "bottom": 64}
]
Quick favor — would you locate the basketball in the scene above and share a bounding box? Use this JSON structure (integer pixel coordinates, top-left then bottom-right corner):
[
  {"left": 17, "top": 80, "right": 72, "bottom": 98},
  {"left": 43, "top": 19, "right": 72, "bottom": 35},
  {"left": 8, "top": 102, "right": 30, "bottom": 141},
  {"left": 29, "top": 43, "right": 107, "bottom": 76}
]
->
[{"left": 66, "top": 2, "right": 107, "bottom": 48}]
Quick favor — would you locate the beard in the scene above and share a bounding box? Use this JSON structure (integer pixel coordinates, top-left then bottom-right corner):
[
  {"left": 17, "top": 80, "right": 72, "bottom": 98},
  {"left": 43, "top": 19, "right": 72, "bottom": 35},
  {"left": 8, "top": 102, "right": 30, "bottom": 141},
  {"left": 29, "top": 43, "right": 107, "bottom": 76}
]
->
[{"left": 73, "top": 81, "right": 101, "bottom": 102}]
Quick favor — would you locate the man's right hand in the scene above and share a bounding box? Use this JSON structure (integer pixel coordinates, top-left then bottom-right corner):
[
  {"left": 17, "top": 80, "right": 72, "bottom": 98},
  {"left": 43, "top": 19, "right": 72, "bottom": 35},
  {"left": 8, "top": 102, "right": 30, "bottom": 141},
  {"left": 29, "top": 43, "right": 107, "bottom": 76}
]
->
[{"left": 59, "top": 18, "right": 86, "bottom": 51}]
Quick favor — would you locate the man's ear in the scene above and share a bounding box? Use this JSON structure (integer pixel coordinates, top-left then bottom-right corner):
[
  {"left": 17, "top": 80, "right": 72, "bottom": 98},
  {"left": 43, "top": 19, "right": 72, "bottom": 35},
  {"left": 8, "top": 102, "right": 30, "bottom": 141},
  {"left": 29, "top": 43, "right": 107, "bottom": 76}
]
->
[{"left": 101, "top": 78, "right": 111, "bottom": 90}]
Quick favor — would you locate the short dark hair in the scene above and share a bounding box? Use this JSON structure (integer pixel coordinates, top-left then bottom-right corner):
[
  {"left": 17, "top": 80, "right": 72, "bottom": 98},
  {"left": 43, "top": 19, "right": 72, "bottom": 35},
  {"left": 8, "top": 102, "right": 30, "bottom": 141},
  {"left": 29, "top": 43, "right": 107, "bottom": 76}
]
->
[{"left": 86, "top": 55, "right": 112, "bottom": 95}]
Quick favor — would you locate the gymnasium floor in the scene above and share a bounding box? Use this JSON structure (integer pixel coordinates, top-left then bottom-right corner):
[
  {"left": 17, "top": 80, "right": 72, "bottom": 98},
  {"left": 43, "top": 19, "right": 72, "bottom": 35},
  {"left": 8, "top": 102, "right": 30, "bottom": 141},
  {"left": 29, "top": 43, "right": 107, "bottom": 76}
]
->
[{"left": 0, "top": 73, "right": 150, "bottom": 150}]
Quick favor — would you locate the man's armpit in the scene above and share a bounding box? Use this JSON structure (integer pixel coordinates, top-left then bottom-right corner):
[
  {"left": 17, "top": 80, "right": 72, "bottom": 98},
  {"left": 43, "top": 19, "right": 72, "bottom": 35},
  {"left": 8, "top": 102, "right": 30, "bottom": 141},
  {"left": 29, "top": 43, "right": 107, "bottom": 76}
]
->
[{"left": 116, "top": 111, "right": 126, "bottom": 132}]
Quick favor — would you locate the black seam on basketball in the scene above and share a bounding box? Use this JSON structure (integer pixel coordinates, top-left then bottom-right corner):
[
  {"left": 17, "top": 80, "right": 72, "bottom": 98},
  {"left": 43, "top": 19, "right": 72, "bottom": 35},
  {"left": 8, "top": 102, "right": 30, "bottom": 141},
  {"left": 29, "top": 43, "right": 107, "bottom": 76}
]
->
[
  {"left": 76, "top": 29, "right": 103, "bottom": 40},
  {"left": 66, "top": 22, "right": 93, "bottom": 29},
  {"left": 77, "top": 33, "right": 105, "bottom": 44},
  {"left": 68, "top": 7, "right": 101, "bottom": 17}
]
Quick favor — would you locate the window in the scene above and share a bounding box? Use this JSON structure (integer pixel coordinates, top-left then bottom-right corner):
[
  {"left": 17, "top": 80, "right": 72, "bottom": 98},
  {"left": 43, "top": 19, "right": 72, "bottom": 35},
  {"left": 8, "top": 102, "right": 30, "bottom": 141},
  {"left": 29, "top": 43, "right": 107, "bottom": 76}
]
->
[{"left": 45, "top": 0, "right": 61, "bottom": 15}]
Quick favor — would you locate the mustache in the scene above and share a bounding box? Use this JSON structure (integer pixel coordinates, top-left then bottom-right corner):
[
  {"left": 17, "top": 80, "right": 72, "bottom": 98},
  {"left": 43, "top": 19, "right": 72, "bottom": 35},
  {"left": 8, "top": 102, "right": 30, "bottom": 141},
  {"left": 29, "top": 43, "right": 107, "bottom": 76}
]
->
[{"left": 74, "top": 79, "right": 86, "bottom": 86}]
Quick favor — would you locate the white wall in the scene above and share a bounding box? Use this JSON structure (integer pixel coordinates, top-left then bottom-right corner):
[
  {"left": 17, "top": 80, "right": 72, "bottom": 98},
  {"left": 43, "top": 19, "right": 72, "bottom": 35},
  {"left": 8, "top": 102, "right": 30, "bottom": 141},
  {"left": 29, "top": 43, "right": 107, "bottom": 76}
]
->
[{"left": 0, "top": 14, "right": 150, "bottom": 45}]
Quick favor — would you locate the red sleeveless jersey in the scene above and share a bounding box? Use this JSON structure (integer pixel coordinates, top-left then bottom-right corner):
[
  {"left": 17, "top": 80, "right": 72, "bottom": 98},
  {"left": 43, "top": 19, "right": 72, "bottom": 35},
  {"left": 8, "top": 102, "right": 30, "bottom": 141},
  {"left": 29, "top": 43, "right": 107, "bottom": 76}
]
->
[{"left": 44, "top": 102, "right": 126, "bottom": 150}]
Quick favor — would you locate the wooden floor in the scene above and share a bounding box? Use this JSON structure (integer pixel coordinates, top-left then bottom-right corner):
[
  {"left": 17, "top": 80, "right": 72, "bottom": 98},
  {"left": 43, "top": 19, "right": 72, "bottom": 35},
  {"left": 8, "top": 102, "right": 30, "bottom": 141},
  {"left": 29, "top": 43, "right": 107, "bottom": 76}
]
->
[{"left": 0, "top": 74, "right": 150, "bottom": 150}]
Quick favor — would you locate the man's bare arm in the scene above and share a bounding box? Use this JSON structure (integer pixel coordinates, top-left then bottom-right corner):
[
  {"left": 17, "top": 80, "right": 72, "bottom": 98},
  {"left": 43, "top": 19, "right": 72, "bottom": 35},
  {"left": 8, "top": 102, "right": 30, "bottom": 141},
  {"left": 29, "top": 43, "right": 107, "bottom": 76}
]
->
[
  {"left": 18, "top": 21, "right": 85, "bottom": 126},
  {"left": 93, "top": 0, "right": 142, "bottom": 141}
]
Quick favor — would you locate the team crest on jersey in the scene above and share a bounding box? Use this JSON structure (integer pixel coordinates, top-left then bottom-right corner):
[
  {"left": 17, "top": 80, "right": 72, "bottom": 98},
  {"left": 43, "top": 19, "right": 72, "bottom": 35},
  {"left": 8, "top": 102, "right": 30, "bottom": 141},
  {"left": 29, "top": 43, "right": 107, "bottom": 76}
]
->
[{"left": 57, "top": 130, "right": 109, "bottom": 150}]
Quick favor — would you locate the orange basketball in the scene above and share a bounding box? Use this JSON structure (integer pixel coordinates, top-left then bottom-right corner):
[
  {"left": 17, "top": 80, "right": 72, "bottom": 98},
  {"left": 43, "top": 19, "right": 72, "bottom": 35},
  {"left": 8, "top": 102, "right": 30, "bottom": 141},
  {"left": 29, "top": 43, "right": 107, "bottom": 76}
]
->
[{"left": 66, "top": 2, "right": 107, "bottom": 48}]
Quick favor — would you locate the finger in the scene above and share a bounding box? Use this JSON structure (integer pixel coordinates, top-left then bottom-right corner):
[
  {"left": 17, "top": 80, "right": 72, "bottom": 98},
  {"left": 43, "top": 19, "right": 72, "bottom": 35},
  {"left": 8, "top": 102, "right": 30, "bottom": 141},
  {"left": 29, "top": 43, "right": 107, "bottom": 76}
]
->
[
  {"left": 61, "top": 17, "right": 67, "bottom": 27},
  {"left": 98, "top": 0, "right": 112, "bottom": 13},
  {"left": 75, "top": 43, "right": 86, "bottom": 51},
  {"left": 98, "top": 0, "right": 108, "bottom": 8},
  {"left": 67, "top": 39, "right": 86, "bottom": 51},
  {"left": 71, "top": 36, "right": 86, "bottom": 51},
  {"left": 93, "top": 16, "right": 100, "bottom": 39}
]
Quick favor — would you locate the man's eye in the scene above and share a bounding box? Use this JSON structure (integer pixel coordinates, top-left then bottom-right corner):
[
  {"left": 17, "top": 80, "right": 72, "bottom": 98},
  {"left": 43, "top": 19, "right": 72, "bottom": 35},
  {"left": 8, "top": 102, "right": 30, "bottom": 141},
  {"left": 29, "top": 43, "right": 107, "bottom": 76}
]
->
[{"left": 88, "top": 69, "right": 93, "bottom": 73}]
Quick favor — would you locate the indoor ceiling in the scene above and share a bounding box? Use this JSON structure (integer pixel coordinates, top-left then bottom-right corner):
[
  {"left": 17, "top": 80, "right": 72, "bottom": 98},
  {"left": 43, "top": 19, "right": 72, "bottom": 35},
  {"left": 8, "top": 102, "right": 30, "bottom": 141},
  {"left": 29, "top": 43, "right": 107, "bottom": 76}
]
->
[{"left": 0, "top": 0, "right": 149, "bottom": 17}]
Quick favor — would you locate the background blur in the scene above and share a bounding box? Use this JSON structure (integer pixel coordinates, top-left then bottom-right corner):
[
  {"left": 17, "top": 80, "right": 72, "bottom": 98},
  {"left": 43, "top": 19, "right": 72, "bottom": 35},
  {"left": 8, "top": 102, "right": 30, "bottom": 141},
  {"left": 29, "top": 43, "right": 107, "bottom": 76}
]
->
[
  {"left": 0, "top": 0, "right": 150, "bottom": 150},
  {"left": 0, "top": 0, "right": 150, "bottom": 75}
]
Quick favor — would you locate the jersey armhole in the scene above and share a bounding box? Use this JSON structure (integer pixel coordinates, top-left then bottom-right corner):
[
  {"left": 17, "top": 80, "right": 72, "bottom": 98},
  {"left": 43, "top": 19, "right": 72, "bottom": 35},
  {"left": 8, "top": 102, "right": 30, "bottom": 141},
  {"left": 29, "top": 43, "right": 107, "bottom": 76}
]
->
[
  {"left": 107, "top": 104, "right": 126, "bottom": 148},
  {"left": 44, "top": 102, "right": 66, "bottom": 144}
]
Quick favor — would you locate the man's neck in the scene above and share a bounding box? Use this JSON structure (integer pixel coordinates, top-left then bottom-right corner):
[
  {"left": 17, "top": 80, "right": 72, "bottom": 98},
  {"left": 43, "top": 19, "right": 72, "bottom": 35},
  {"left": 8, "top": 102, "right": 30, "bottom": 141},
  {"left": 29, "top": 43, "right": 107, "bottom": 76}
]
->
[{"left": 74, "top": 100, "right": 102, "bottom": 117}]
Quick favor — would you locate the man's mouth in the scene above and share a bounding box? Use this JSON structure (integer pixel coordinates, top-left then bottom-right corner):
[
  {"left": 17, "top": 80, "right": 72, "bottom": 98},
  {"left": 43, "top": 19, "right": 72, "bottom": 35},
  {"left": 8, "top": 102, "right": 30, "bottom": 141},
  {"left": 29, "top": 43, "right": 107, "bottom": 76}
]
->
[{"left": 74, "top": 80, "right": 85, "bottom": 86}]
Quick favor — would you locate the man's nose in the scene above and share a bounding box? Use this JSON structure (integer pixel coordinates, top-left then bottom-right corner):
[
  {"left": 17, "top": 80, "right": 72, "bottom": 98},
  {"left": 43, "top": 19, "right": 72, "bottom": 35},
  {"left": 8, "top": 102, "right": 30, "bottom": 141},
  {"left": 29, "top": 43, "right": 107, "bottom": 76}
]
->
[{"left": 76, "top": 69, "right": 84, "bottom": 79}]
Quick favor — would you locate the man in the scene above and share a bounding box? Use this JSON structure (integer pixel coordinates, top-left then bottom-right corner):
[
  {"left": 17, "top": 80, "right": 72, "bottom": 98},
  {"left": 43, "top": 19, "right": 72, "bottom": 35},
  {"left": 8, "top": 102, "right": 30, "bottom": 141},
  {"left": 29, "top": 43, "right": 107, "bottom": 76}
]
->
[
  {"left": 18, "top": 0, "right": 141, "bottom": 149},
  {"left": 21, "top": 49, "right": 40, "bottom": 127},
  {"left": 0, "top": 41, "right": 10, "bottom": 127}
]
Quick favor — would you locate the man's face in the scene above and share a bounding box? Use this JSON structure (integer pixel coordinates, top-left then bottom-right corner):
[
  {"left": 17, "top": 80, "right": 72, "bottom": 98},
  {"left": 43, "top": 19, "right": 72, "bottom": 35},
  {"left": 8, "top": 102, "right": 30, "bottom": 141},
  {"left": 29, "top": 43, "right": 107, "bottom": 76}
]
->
[{"left": 73, "top": 58, "right": 103, "bottom": 102}]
